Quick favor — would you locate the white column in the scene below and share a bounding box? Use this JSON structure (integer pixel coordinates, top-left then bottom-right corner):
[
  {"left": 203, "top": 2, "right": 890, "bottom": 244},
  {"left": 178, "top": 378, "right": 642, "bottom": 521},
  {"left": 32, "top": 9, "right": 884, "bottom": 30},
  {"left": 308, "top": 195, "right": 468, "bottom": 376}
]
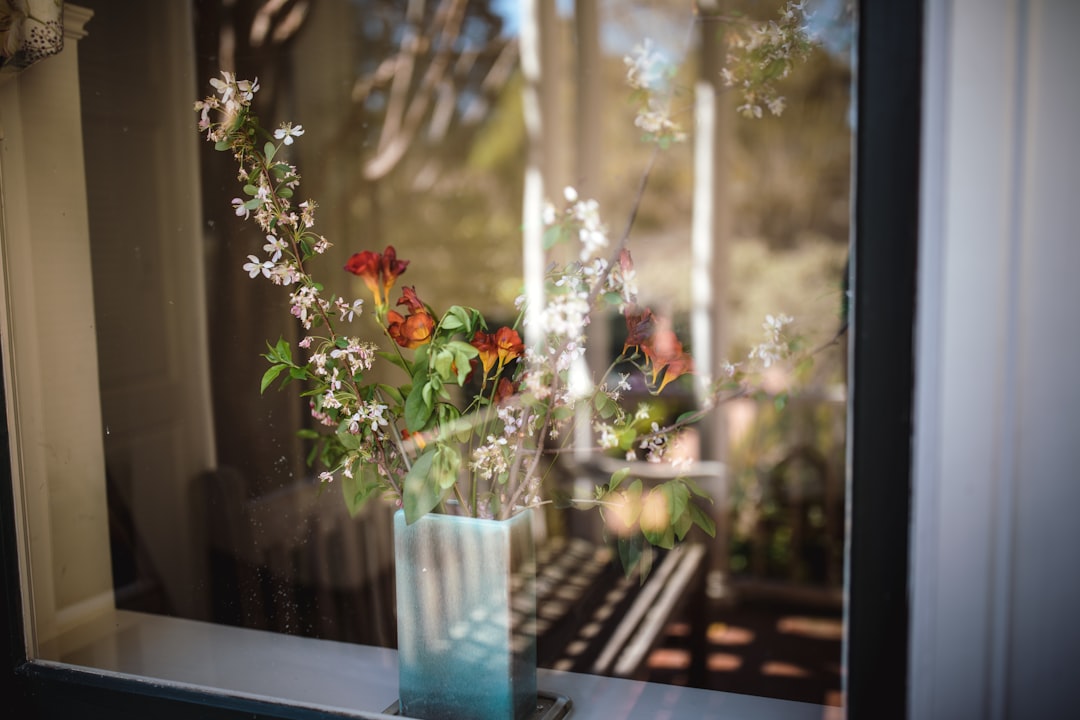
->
[{"left": 0, "top": 4, "right": 112, "bottom": 651}]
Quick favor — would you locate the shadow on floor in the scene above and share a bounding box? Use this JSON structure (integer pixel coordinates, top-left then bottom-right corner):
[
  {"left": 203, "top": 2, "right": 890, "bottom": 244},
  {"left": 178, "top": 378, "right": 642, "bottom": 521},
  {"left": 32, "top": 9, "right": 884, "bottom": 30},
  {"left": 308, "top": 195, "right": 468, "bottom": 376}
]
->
[{"left": 643, "top": 599, "right": 843, "bottom": 707}]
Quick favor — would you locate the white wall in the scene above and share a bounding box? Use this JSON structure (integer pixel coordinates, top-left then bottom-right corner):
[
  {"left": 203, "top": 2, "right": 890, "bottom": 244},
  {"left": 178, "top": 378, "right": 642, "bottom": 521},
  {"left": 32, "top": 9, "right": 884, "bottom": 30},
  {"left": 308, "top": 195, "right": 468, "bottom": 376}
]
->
[{"left": 911, "top": 1, "right": 1080, "bottom": 718}]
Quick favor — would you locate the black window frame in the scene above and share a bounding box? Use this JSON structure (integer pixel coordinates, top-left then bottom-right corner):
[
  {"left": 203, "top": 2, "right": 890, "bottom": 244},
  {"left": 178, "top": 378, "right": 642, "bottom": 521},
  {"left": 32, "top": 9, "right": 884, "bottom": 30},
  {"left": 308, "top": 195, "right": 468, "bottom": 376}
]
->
[{"left": 1, "top": 1, "right": 921, "bottom": 716}]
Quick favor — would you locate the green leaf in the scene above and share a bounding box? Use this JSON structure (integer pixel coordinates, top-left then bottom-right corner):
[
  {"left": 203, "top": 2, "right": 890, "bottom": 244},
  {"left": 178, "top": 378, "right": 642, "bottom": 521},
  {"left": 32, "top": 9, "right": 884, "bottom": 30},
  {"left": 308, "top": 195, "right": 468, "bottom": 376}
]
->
[
  {"left": 243, "top": 184, "right": 259, "bottom": 196},
  {"left": 341, "top": 460, "right": 381, "bottom": 517},
  {"left": 647, "top": 526, "right": 676, "bottom": 550},
  {"left": 433, "top": 349, "right": 454, "bottom": 381},
  {"left": 279, "top": 187, "right": 294, "bottom": 199},
  {"left": 642, "top": 491, "right": 676, "bottom": 549},
  {"left": 551, "top": 405, "right": 576, "bottom": 421},
  {"left": 260, "top": 364, "right": 287, "bottom": 393},
  {"left": 447, "top": 341, "right": 479, "bottom": 384},
  {"left": 403, "top": 450, "right": 443, "bottom": 523},
  {"left": 405, "top": 380, "right": 434, "bottom": 432},
  {"left": 542, "top": 225, "right": 563, "bottom": 250},
  {"left": 377, "top": 383, "right": 404, "bottom": 406},
  {"left": 600, "top": 291, "right": 623, "bottom": 307},
  {"left": 675, "top": 410, "right": 699, "bottom": 426},
  {"left": 276, "top": 337, "right": 293, "bottom": 363},
  {"left": 673, "top": 510, "right": 693, "bottom": 542},
  {"left": 617, "top": 535, "right": 653, "bottom": 581},
  {"left": 594, "top": 393, "right": 619, "bottom": 419},
  {"left": 214, "top": 139, "right": 231, "bottom": 151},
  {"left": 445, "top": 306, "right": 484, "bottom": 336},
  {"left": 264, "top": 141, "right": 277, "bottom": 162},
  {"left": 411, "top": 343, "right": 431, "bottom": 370},
  {"left": 688, "top": 502, "right": 717, "bottom": 538},
  {"left": 681, "top": 476, "right": 713, "bottom": 500},
  {"left": 431, "top": 443, "right": 461, "bottom": 490},
  {"left": 335, "top": 431, "right": 361, "bottom": 451},
  {"left": 661, "top": 481, "right": 690, "bottom": 526},
  {"left": 377, "top": 351, "right": 410, "bottom": 373},
  {"left": 608, "top": 467, "right": 630, "bottom": 492}
]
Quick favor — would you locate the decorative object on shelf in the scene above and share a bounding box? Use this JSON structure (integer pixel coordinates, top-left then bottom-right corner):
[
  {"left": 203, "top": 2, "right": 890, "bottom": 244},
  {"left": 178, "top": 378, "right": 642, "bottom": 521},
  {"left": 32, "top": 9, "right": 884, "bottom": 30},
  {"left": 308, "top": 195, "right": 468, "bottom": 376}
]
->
[
  {"left": 192, "top": 4, "right": 815, "bottom": 717},
  {"left": 0, "top": 0, "right": 64, "bottom": 76}
]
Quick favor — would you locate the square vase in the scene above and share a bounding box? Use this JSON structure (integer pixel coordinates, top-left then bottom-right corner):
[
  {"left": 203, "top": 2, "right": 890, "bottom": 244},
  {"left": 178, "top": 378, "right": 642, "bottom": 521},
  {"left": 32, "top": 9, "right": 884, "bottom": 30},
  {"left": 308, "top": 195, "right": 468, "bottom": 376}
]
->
[{"left": 393, "top": 508, "right": 537, "bottom": 720}]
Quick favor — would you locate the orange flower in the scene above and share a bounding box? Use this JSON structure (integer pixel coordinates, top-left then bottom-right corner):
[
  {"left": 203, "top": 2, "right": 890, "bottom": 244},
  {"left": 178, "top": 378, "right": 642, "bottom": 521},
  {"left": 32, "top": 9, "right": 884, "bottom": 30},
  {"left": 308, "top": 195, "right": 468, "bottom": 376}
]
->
[
  {"left": 624, "top": 305, "right": 693, "bottom": 392},
  {"left": 386, "top": 286, "right": 434, "bottom": 349},
  {"left": 387, "top": 310, "right": 434, "bottom": 349},
  {"left": 471, "top": 327, "right": 523, "bottom": 375},
  {"left": 644, "top": 331, "right": 694, "bottom": 392},
  {"left": 401, "top": 428, "right": 428, "bottom": 450},
  {"left": 471, "top": 330, "right": 498, "bottom": 374},
  {"left": 494, "top": 327, "right": 524, "bottom": 365},
  {"left": 344, "top": 245, "right": 409, "bottom": 309}
]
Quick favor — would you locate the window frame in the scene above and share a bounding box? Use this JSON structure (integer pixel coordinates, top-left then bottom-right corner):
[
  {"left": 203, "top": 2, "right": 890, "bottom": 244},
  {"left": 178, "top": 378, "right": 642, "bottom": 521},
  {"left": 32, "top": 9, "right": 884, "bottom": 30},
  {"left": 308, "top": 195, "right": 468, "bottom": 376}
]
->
[{"left": 1, "top": 0, "right": 921, "bottom": 716}]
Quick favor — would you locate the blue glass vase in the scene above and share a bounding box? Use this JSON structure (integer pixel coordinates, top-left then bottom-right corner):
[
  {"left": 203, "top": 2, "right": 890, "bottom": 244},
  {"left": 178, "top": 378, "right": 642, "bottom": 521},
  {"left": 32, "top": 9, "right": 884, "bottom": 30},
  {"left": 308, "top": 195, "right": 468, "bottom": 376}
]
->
[{"left": 394, "top": 508, "right": 537, "bottom": 720}]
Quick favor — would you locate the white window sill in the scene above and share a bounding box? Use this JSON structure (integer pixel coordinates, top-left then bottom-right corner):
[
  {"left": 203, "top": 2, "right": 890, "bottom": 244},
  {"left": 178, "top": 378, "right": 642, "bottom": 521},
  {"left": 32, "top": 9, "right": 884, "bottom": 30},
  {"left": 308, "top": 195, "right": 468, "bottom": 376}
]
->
[{"left": 39, "top": 610, "right": 835, "bottom": 719}]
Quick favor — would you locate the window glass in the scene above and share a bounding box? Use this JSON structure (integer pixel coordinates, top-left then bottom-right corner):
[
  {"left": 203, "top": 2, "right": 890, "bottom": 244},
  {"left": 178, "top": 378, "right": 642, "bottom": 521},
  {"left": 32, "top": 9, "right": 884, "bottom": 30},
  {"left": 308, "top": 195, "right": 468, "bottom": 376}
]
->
[{"left": 8, "top": 0, "right": 854, "bottom": 710}]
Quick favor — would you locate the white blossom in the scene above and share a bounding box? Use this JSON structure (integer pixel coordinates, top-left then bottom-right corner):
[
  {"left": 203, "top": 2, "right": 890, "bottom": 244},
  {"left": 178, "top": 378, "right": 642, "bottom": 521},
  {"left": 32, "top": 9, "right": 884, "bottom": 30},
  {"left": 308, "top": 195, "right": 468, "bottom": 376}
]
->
[
  {"left": 634, "top": 101, "right": 686, "bottom": 142},
  {"left": 470, "top": 435, "right": 510, "bottom": 481},
  {"left": 274, "top": 122, "right": 305, "bottom": 145},
  {"left": 335, "top": 297, "right": 364, "bottom": 323},
  {"left": 232, "top": 197, "right": 250, "bottom": 219},
  {"left": 596, "top": 424, "right": 619, "bottom": 450},
  {"left": 624, "top": 39, "right": 669, "bottom": 92},
  {"left": 263, "top": 235, "right": 286, "bottom": 262},
  {"left": 242, "top": 254, "right": 272, "bottom": 278}
]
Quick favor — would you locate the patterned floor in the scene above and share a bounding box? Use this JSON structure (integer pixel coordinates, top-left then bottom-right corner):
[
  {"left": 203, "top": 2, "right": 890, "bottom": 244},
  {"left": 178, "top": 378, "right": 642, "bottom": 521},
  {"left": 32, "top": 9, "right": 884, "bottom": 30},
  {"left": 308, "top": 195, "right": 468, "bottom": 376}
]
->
[{"left": 533, "top": 536, "right": 843, "bottom": 708}]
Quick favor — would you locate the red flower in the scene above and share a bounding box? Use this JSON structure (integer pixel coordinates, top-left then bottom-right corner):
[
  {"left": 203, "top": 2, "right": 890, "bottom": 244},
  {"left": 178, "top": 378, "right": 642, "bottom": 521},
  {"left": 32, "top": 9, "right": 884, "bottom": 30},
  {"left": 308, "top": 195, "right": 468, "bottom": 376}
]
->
[
  {"left": 493, "top": 377, "right": 516, "bottom": 404},
  {"left": 623, "top": 305, "right": 657, "bottom": 352},
  {"left": 344, "top": 245, "right": 409, "bottom": 309},
  {"left": 396, "top": 285, "right": 426, "bottom": 314}
]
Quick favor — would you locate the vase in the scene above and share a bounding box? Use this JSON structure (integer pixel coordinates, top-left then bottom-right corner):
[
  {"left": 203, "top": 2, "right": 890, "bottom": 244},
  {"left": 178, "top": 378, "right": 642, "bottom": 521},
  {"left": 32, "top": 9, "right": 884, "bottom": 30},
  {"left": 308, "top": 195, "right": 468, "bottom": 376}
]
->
[{"left": 392, "top": 508, "right": 538, "bottom": 720}]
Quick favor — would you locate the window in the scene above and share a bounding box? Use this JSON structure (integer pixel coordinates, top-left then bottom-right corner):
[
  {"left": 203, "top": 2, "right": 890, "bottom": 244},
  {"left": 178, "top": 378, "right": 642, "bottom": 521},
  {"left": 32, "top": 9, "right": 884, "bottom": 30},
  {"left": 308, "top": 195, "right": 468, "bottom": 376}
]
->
[{"left": 1, "top": 1, "right": 917, "bottom": 718}]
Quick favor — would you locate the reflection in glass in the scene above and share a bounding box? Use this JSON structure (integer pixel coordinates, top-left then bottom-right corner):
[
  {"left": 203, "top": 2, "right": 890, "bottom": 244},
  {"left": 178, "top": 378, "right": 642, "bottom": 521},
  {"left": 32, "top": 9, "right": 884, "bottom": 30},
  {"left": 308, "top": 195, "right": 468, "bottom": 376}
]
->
[{"left": 14, "top": 0, "right": 855, "bottom": 709}]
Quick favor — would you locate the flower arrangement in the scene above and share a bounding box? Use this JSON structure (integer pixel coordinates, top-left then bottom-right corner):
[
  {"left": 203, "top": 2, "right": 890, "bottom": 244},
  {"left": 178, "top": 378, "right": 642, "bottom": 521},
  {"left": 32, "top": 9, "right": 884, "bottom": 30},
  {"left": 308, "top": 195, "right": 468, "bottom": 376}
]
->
[{"left": 193, "top": 7, "right": 811, "bottom": 559}]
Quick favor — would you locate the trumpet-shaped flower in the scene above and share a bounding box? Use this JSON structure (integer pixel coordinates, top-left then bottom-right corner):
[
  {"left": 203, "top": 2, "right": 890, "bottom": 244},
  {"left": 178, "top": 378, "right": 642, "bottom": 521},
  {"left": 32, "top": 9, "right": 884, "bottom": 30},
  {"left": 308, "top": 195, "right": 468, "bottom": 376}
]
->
[
  {"left": 623, "top": 305, "right": 694, "bottom": 392},
  {"left": 344, "top": 245, "right": 409, "bottom": 310},
  {"left": 386, "top": 287, "right": 434, "bottom": 349},
  {"left": 471, "top": 327, "right": 524, "bottom": 375}
]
